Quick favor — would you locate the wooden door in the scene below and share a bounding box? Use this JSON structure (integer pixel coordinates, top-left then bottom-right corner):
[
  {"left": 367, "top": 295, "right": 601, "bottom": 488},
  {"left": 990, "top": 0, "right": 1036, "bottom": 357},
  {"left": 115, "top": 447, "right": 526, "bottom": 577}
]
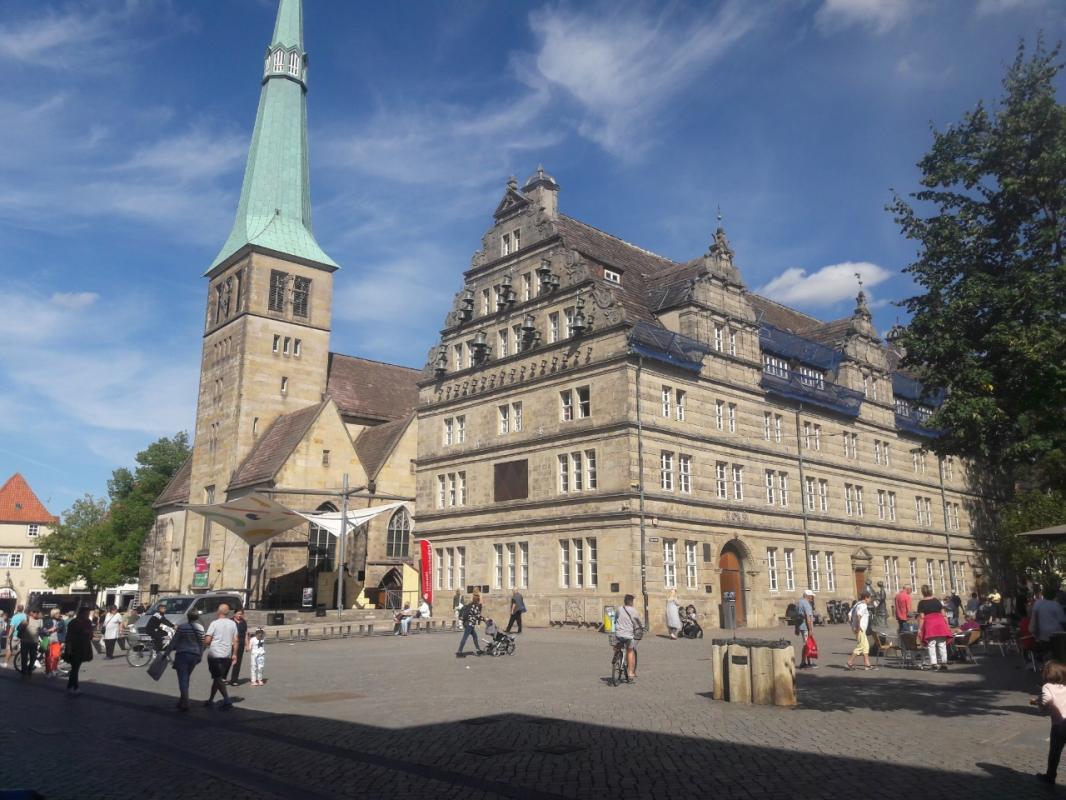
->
[
  {"left": 719, "top": 550, "right": 746, "bottom": 626},
  {"left": 854, "top": 568, "right": 867, "bottom": 599}
]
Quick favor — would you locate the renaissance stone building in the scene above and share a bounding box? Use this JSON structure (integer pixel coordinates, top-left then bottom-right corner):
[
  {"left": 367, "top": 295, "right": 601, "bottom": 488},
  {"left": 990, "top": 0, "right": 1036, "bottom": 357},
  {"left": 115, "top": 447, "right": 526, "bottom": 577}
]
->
[
  {"left": 415, "top": 169, "right": 990, "bottom": 630},
  {"left": 140, "top": 0, "right": 420, "bottom": 608}
]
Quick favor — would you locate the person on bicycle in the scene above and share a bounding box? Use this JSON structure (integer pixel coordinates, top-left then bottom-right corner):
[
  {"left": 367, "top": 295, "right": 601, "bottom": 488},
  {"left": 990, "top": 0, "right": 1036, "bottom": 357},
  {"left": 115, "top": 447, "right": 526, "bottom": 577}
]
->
[
  {"left": 145, "top": 603, "right": 175, "bottom": 652},
  {"left": 613, "top": 594, "right": 642, "bottom": 682}
]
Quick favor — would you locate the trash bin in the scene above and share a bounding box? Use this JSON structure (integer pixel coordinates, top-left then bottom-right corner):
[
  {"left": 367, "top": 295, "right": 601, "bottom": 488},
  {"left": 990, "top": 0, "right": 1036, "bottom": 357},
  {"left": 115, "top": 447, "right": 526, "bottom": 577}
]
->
[
  {"left": 269, "top": 612, "right": 285, "bottom": 626},
  {"left": 720, "top": 591, "right": 737, "bottom": 630},
  {"left": 315, "top": 604, "right": 327, "bottom": 617},
  {"left": 711, "top": 637, "right": 796, "bottom": 707}
]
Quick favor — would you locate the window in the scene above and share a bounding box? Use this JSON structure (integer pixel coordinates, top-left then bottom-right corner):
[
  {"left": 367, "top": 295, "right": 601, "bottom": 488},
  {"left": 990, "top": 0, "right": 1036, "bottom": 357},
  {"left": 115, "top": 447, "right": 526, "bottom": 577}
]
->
[
  {"left": 452, "top": 343, "right": 462, "bottom": 371},
  {"left": 767, "top": 548, "right": 779, "bottom": 592},
  {"left": 679, "top": 455, "right": 692, "bottom": 494},
  {"left": 560, "top": 540, "right": 571, "bottom": 587},
  {"left": 926, "top": 559, "right": 935, "bottom": 589},
  {"left": 512, "top": 402, "right": 523, "bottom": 432},
  {"left": 505, "top": 542, "right": 516, "bottom": 589},
  {"left": 945, "top": 457, "right": 955, "bottom": 481},
  {"left": 663, "top": 539, "right": 677, "bottom": 589},
  {"left": 774, "top": 414, "right": 782, "bottom": 443},
  {"left": 763, "top": 412, "right": 772, "bottom": 441},
  {"left": 714, "top": 324, "right": 724, "bottom": 352},
  {"left": 321, "top": 449, "right": 330, "bottom": 467},
  {"left": 273, "top": 48, "right": 284, "bottom": 71},
  {"left": 268, "top": 270, "right": 287, "bottom": 311},
  {"left": 843, "top": 433, "right": 858, "bottom": 459},
  {"left": 825, "top": 552, "right": 836, "bottom": 592},
  {"left": 784, "top": 549, "right": 796, "bottom": 592},
  {"left": 585, "top": 449, "right": 598, "bottom": 489},
  {"left": 494, "top": 544, "right": 504, "bottom": 589},
  {"left": 32, "top": 553, "right": 48, "bottom": 568},
  {"left": 455, "top": 415, "right": 466, "bottom": 443},
  {"left": 855, "top": 486, "right": 864, "bottom": 517},
  {"left": 520, "top": 542, "right": 529, "bottom": 588},
  {"left": 778, "top": 473, "right": 789, "bottom": 507},
  {"left": 308, "top": 504, "right": 338, "bottom": 570},
  {"left": 888, "top": 491, "right": 897, "bottom": 521},
  {"left": 201, "top": 485, "right": 215, "bottom": 551},
  {"left": 675, "top": 389, "right": 686, "bottom": 421},
  {"left": 558, "top": 455, "right": 569, "bottom": 493},
  {"left": 437, "top": 475, "right": 446, "bottom": 508},
  {"left": 938, "top": 560, "right": 947, "bottom": 593},
  {"left": 548, "top": 312, "right": 560, "bottom": 343},
  {"left": 272, "top": 334, "right": 280, "bottom": 353},
  {"left": 715, "top": 462, "right": 728, "bottom": 499},
  {"left": 662, "top": 386, "right": 672, "bottom": 418},
  {"left": 498, "top": 404, "right": 509, "bottom": 435},
  {"left": 448, "top": 474, "right": 458, "bottom": 507},
  {"left": 458, "top": 472, "right": 467, "bottom": 506},
  {"left": 561, "top": 390, "right": 573, "bottom": 421},
  {"left": 294, "top": 338, "right": 301, "bottom": 356},
  {"left": 909, "top": 558, "right": 918, "bottom": 588},
  {"left": 805, "top": 477, "right": 816, "bottom": 511},
  {"left": 456, "top": 547, "right": 466, "bottom": 588},
  {"left": 498, "top": 329, "right": 509, "bottom": 357},
  {"left": 572, "top": 451, "right": 584, "bottom": 491},
  {"left": 818, "top": 479, "right": 829, "bottom": 512},
  {"left": 283, "top": 336, "right": 291, "bottom": 355},
  {"left": 874, "top": 440, "right": 883, "bottom": 465},
  {"left": 576, "top": 386, "right": 590, "bottom": 418},
  {"left": 512, "top": 229, "right": 520, "bottom": 252},
  {"left": 574, "top": 539, "right": 585, "bottom": 587},
  {"left": 443, "top": 418, "right": 454, "bottom": 446},
  {"left": 385, "top": 508, "right": 411, "bottom": 558},
  {"left": 763, "top": 354, "right": 788, "bottom": 378},
  {"left": 480, "top": 288, "right": 490, "bottom": 316},
  {"left": 501, "top": 233, "right": 511, "bottom": 256},
  {"left": 727, "top": 403, "right": 737, "bottom": 433},
  {"left": 877, "top": 490, "right": 886, "bottom": 520},
  {"left": 715, "top": 400, "right": 724, "bottom": 431},
  {"left": 798, "top": 365, "right": 824, "bottom": 389},
  {"left": 27, "top": 524, "right": 39, "bottom": 537},
  {"left": 288, "top": 50, "right": 300, "bottom": 76},
  {"left": 728, "top": 329, "right": 737, "bottom": 356},
  {"left": 686, "top": 541, "right": 698, "bottom": 589},
  {"left": 564, "top": 306, "right": 576, "bottom": 338},
  {"left": 912, "top": 450, "right": 927, "bottom": 474},
  {"left": 0, "top": 553, "right": 22, "bottom": 568},
  {"left": 845, "top": 484, "right": 854, "bottom": 515},
  {"left": 765, "top": 470, "right": 776, "bottom": 504},
  {"left": 280, "top": 376, "right": 288, "bottom": 393},
  {"left": 434, "top": 548, "right": 444, "bottom": 589},
  {"left": 292, "top": 276, "right": 310, "bottom": 317},
  {"left": 949, "top": 503, "right": 961, "bottom": 531},
  {"left": 809, "top": 552, "right": 821, "bottom": 591},
  {"left": 604, "top": 268, "right": 621, "bottom": 284},
  {"left": 521, "top": 273, "right": 532, "bottom": 301},
  {"left": 803, "top": 422, "right": 821, "bottom": 451},
  {"left": 586, "top": 537, "right": 597, "bottom": 588},
  {"left": 732, "top": 464, "right": 744, "bottom": 500},
  {"left": 660, "top": 451, "right": 674, "bottom": 491}
]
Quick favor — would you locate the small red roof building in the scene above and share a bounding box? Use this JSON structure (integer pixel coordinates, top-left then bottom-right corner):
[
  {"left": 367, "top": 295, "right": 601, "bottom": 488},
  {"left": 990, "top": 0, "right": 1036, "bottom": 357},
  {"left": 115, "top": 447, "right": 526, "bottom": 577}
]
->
[{"left": 0, "top": 473, "right": 58, "bottom": 525}]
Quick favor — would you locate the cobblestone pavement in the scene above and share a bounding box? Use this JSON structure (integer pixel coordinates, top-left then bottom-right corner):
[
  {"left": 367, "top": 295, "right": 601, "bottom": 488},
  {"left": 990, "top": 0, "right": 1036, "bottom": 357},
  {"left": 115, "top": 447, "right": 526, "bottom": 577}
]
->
[{"left": 0, "top": 621, "right": 1056, "bottom": 799}]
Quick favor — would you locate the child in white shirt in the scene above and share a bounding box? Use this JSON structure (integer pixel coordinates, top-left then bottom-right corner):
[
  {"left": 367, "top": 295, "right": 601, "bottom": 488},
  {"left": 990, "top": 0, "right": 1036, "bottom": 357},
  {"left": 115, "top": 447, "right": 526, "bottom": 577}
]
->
[
  {"left": 249, "top": 628, "right": 267, "bottom": 686},
  {"left": 1034, "top": 660, "right": 1066, "bottom": 783}
]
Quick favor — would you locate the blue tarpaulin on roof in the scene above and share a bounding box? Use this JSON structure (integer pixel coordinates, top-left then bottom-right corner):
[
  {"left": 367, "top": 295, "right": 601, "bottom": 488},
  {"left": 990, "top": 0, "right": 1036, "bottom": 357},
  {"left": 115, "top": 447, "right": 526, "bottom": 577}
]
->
[
  {"left": 759, "top": 325, "right": 843, "bottom": 372},
  {"left": 760, "top": 372, "right": 864, "bottom": 417},
  {"left": 628, "top": 322, "right": 711, "bottom": 373}
]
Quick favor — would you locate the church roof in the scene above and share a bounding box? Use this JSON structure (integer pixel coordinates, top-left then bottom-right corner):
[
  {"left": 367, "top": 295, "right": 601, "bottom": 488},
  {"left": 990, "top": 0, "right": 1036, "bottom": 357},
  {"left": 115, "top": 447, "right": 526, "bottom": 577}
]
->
[
  {"left": 327, "top": 353, "right": 420, "bottom": 423},
  {"left": 229, "top": 400, "right": 328, "bottom": 490},
  {"left": 355, "top": 414, "right": 413, "bottom": 481},
  {"left": 209, "top": 0, "right": 336, "bottom": 272},
  {"left": 153, "top": 456, "right": 192, "bottom": 509},
  {"left": 0, "top": 473, "right": 57, "bottom": 525}
]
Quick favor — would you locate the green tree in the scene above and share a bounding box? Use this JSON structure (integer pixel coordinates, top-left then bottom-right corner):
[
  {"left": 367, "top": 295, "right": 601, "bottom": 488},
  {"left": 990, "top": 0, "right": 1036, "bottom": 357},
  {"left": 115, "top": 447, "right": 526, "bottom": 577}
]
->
[
  {"left": 890, "top": 38, "right": 1066, "bottom": 492},
  {"left": 996, "top": 490, "right": 1066, "bottom": 590},
  {"left": 40, "top": 494, "right": 114, "bottom": 598}
]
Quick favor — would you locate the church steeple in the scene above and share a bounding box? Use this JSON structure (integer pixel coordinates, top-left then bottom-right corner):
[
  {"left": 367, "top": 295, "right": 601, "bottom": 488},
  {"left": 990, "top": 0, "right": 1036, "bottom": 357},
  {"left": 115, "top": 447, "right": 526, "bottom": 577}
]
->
[{"left": 209, "top": 0, "right": 336, "bottom": 273}]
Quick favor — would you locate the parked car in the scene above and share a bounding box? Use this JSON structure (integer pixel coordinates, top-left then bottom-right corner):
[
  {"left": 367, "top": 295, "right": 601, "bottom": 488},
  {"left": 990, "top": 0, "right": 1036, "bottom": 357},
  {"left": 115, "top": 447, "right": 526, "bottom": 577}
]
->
[{"left": 131, "top": 592, "right": 244, "bottom": 638}]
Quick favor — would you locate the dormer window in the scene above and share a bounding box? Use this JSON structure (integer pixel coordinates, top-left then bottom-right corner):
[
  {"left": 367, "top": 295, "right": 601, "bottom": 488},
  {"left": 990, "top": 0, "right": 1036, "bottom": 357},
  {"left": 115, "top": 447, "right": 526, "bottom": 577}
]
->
[
  {"left": 604, "top": 269, "right": 621, "bottom": 284},
  {"left": 288, "top": 51, "right": 300, "bottom": 76},
  {"left": 501, "top": 229, "right": 521, "bottom": 256},
  {"left": 501, "top": 233, "right": 511, "bottom": 256},
  {"left": 273, "top": 49, "right": 284, "bottom": 72},
  {"left": 798, "top": 365, "right": 824, "bottom": 389},
  {"left": 763, "top": 355, "right": 789, "bottom": 379}
]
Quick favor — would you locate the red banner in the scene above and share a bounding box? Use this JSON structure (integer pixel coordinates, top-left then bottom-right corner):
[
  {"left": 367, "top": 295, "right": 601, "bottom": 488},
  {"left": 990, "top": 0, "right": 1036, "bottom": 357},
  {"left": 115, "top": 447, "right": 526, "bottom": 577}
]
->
[{"left": 419, "top": 540, "right": 432, "bottom": 604}]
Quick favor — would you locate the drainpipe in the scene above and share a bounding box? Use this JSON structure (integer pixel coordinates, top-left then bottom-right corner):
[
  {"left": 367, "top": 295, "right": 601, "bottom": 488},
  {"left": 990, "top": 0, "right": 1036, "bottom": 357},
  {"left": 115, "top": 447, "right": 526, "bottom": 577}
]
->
[
  {"left": 938, "top": 457, "right": 955, "bottom": 592},
  {"left": 793, "top": 403, "right": 814, "bottom": 590},
  {"left": 635, "top": 354, "right": 649, "bottom": 625},
  {"left": 337, "top": 473, "right": 349, "bottom": 618}
]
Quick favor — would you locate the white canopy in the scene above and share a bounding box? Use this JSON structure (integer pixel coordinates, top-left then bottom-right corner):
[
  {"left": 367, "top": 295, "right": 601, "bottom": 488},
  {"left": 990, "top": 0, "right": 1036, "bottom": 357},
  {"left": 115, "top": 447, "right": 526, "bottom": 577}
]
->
[
  {"left": 1018, "top": 523, "right": 1066, "bottom": 538},
  {"left": 185, "top": 494, "right": 410, "bottom": 548}
]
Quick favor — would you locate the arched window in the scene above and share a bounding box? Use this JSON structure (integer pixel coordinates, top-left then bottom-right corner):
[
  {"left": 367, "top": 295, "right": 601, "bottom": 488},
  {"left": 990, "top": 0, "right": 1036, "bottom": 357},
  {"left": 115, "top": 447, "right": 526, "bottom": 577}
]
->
[
  {"left": 289, "top": 51, "right": 300, "bottom": 77},
  {"left": 307, "top": 502, "right": 337, "bottom": 570},
  {"left": 273, "top": 49, "right": 284, "bottom": 72},
  {"left": 386, "top": 508, "right": 411, "bottom": 559}
]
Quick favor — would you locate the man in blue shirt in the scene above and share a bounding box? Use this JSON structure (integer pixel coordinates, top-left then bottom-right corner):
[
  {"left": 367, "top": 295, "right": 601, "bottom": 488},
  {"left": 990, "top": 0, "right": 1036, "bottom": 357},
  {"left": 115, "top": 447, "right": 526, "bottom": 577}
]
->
[
  {"left": 4, "top": 605, "right": 25, "bottom": 670},
  {"left": 797, "top": 590, "right": 816, "bottom": 668}
]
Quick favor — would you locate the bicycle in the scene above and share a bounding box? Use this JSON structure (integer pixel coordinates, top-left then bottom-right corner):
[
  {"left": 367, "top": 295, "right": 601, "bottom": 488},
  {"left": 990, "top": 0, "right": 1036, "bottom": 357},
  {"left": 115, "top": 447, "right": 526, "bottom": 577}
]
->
[
  {"left": 608, "top": 634, "right": 637, "bottom": 686},
  {"left": 126, "top": 629, "right": 170, "bottom": 668}
]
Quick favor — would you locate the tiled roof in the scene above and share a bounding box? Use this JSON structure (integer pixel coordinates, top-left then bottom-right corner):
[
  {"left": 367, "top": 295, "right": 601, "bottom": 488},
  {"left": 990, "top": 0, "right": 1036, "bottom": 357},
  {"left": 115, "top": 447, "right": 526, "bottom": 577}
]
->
[
  {"left": 229, "top": 401, "right": 327, "bottom": 490},
  {"left": 0, "top": 473, "right": 57, "bottom": 524},
  {"left": 327, "top": 353, "right": 420, "bottom": 422},
  {"left": 153, "top": 456, "right": 192, "bottom": 509},
  {"left": 748, "top": 294, "right": 823, "bottom": 332},
  {"left": 355, "top": 415, "right": 413, "bottom": 481},
  {"left": 797, "top": 318, "right": 854, "bottom": 348}
]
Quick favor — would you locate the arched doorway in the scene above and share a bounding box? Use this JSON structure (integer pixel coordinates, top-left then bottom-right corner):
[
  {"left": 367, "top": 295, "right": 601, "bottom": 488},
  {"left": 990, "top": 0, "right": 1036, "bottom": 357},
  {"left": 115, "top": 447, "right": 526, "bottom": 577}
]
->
[{"left": 719, "top": 543, "right": 746, "bottom": 627}]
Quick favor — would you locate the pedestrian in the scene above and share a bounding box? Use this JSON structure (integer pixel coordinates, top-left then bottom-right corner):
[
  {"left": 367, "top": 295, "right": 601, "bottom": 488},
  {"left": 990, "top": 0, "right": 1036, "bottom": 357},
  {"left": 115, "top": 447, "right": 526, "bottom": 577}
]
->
[
  {"left": 612, "top": 594, "right": 643, "bottom": 682},
  {"left": 665, "top": 589, "right": 681, "bottom": 640},
  {"left": 145, "top": 602, "right": 175, "bottom": 652},
  {"left": 1034, "top": 660, "right": 1066, "bottom": 784},
  {"left": 64, "top": 607, "right": 95, "bottom": 695},
  {"left": 416, "top": 595, "right": 431, "bottom": 620},
  {"left": 505, "top": 588, "right": 526, "bottom": 634},
  {"left": 1030, "top": 587, "right": 1066, "bottom": 656},
  {"left": 102, "top": 606, "right": 123, "bottom": 659},
  {"left": 202, "top": 603, "right": 239, "bottom": 710},
  {"left": 453, "top": 590, "right": 464, "bottom": 619},
  {"left": 916, "top": 585, "right": 952, "bottom": 671},
  {"left": 4, "top": 604, "right": 25, "bottom": 670},
  {"left": 249, "top": 627, "right": 267, "bottom": 686},
  {"left": 846, "top": 591, "right": 874, "bottom": 671},
  {"left": 17, "top": 609, "right": 42, "bottom": 676},
  {"left": 455, "top": 591, "right": 484, "bottom": 657},
  {"left": 796, "top": 589, "right": 817, "bottom": 668},
  {"left": 894, "top": 584, "right": 913, "bottom": 632},
  {"left": 44, "top": 608, "right": 66, "bottom": 677},
  {"left": 227, "top": 608, "right": 248, "bottom": 686},
  {"left": 965, "top": 592, "right": 980, "bottom": 616},
  {"left": 0, "top": 611, "right": 7, "bottom": 658},
  {"left": 164, "top": 609, "right": 205, "bottom": 712}
]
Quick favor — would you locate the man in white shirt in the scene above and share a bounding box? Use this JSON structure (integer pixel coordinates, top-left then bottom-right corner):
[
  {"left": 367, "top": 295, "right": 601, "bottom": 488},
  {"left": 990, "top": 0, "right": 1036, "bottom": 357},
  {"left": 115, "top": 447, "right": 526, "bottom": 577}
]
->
[
  {"left": 846, "top": 591, "right": 875, "bottom": 671},
  {"left": 202, "top": 604, "right": 239, "bottom": 710}
]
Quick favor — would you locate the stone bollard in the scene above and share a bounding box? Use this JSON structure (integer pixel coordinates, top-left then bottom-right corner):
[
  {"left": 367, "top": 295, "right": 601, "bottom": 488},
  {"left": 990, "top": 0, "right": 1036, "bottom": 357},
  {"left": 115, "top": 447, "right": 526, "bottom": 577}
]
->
[
  {"left": 346, "top": 625, "right": 352, "bottom": 637},
  {"left": 367, "top": 624, "right": 374, "bottom": 636},
  {"left": 358, "top": 624, "right": 365, "bottom": 635}
]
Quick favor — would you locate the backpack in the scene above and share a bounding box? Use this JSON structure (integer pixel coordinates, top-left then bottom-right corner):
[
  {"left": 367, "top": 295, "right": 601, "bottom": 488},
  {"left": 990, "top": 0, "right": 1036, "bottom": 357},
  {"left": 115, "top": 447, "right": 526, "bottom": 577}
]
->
[
  {"left": 458, "top": 604, "right": 470, "bottom": 624},
  {"left": 623, "top": 608, "right": 645, "bottom": 641}
]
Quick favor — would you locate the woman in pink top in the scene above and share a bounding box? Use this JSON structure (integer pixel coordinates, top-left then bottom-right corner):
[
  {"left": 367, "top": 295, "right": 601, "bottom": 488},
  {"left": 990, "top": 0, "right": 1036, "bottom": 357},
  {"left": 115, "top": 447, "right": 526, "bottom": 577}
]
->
[
  {"left": 916, "top": 585, "right": 952, "bottom": 671},
  {"left": 1034, "top": 661, "right": 1066, "bottom": 784}
]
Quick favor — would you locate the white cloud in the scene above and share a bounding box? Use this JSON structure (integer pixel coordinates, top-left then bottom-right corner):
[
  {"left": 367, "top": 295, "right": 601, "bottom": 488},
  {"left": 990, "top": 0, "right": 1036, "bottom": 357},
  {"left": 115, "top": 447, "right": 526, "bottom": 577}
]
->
[
  {"left": 816, "top": 0, "right": 918, "bottom": 34},
  {"left": 758, "top": 261, "right": 892, "bottom": 307},
  {"left": 51, "top": 291, "right": 99, "bottom": 310},
  {"left": 895, "top": 53, "right": 955, "bottom": 86},
  {"left": 522, "top": 2, "right": 757, "bottom": 157},
  {"left": 975, "top": 0, "right": 1042, "bottom": 14}
]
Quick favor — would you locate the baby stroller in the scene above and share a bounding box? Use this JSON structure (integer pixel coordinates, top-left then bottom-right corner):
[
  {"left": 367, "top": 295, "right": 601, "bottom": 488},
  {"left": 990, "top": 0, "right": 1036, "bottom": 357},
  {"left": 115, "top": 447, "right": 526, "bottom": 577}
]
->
[
  {"left": 679, "top": 605, "right": 704, "bottom": 639},
  {"left": 483, "top": 619, "right": 516, "bottom": 657}
]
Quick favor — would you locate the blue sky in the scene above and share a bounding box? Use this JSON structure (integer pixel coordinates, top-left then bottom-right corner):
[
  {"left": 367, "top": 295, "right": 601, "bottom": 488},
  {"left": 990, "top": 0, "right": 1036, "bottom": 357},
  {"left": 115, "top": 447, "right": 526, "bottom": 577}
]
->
[{"left": 0, "top": 0, "right": 1061, "bottom": 513}]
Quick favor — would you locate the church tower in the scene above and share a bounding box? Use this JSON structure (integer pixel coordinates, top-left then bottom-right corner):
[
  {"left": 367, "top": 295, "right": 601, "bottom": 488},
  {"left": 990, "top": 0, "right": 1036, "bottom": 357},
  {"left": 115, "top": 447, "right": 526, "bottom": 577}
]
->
[{"left": 188, "top": 0, "right": 337, "bottom": 588}]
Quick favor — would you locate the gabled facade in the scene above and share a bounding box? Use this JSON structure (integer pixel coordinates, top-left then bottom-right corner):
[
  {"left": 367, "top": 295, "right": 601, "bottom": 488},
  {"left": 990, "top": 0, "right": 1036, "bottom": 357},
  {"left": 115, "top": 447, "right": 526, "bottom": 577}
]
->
[
  {"left": 415, "top": 169, "right": 991, "bottom": 631},
  {"left": 0, "top": 473, "right": 64, "bottom": 613}
]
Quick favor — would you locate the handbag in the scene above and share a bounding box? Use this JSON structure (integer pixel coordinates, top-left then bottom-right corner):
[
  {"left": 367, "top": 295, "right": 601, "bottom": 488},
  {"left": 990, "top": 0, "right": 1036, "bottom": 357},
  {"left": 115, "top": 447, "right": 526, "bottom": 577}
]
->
[
  {"left": 803, "top": 634, "right": 819, "bottom": 660},
  {"left": 147, "top": 652, "right": 170, "bottom": 681},
  {"left": 624, "top": 608, "right": 645, "bottom": 641}
]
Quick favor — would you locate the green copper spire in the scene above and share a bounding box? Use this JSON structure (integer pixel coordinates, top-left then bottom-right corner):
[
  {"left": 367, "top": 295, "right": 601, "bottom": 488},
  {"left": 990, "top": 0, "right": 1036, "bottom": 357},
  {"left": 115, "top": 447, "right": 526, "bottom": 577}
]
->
[{"left": 209, "top": 0, "right": 337, "bottom": 273}]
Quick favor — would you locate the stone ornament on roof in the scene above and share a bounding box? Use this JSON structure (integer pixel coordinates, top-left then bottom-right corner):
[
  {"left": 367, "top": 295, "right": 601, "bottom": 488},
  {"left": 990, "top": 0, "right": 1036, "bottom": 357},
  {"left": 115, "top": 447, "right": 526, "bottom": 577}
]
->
[{"left": 703, "top": 222, "right": 744, "bottom": 286}]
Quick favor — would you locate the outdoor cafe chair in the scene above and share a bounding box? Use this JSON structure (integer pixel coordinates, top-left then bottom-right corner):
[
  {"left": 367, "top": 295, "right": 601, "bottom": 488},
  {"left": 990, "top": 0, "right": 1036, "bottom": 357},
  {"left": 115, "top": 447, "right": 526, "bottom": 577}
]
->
[
  {"left": 953, "top": 629, "right": 981, "bottom": 664},
  {"left": 899, "top": 631, "right": 929, "bottom": 669}
]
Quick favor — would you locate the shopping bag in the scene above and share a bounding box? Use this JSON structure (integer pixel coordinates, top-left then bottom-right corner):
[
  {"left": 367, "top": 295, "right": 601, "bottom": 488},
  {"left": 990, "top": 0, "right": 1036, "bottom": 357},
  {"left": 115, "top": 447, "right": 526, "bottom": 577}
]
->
[
  {"left": 147, "top": 652, "right": 170, "bottom": 681},
  {"left": 803, "top": 634, "right": 819, "bottom": 660}
]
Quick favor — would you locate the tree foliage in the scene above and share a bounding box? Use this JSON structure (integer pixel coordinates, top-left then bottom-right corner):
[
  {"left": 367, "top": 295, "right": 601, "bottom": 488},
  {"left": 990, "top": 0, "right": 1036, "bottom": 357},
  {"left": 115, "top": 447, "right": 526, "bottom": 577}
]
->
[
  {"left": 42, "top": 432, "right": 191, "bottom": 594},
  {"left": 996, "top": 490, "right": 1066, "bottom": 590},
  {"left": 891, "top": 38, "right": 1066, "bottom": 492}
]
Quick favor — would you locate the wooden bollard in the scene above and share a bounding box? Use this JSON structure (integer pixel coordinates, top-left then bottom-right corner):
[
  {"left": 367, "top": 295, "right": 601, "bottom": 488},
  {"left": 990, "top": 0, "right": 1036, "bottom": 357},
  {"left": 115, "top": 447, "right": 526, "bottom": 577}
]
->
[
  {"left": 750, "top": 645, "right": 775, "bottom": 705},
  {"left": 726, "top": 643, "right": 752, "bottom": 704},
  {"left": 367, "top": 624, "right": 374, "bottom": 636},
  {"left": 772, "top": 645, "right": 797, "bottom": 707},
  {"left": 710, "top": 642, "right": 724, "bottom": 700}
]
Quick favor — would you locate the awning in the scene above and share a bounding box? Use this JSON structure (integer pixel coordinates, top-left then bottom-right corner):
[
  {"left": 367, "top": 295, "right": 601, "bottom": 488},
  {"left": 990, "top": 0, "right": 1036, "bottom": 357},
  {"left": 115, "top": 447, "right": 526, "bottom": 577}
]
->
[
  {"left": 1017, "top": 524, "right": 1066, "bottom": 538},
  {"left": 184, "top": 495, "right": 410, "bottom": 548}
]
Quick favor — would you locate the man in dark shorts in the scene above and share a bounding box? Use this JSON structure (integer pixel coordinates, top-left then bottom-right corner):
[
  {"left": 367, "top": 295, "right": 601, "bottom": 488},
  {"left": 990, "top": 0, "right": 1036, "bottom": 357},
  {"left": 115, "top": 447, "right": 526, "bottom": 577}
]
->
[
  {"left": 202, "top": 604, "right": 239, "bottom": 710},
  {"left": 612, "top": 594, "right": 643, "bottom": 681}
]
